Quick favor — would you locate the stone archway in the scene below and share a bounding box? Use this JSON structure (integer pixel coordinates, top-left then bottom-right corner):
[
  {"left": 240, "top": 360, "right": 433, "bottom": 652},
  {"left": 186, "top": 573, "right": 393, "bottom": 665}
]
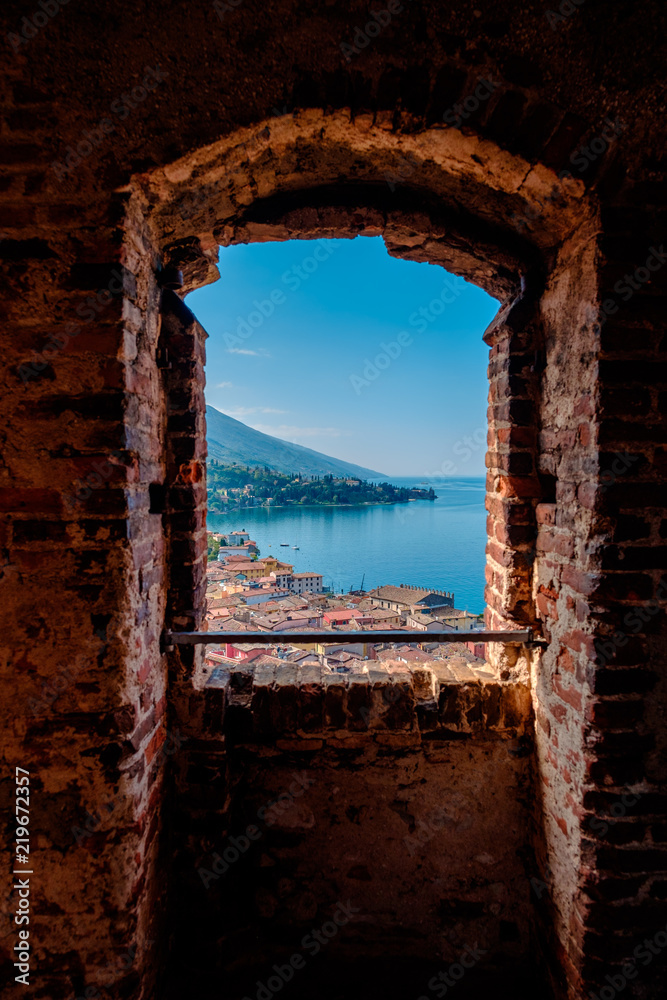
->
[
  {"left": 122, "top": 110, "right": 603, "bottom": 998},
  {"left": 134, "top": 109, "right": 595, "bottom": 294}
]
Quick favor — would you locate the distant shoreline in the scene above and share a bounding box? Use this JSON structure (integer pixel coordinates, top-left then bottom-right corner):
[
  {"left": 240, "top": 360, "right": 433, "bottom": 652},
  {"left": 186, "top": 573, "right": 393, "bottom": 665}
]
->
[{"left": 210, "top": 498, "right": 431, "bottom": 512}]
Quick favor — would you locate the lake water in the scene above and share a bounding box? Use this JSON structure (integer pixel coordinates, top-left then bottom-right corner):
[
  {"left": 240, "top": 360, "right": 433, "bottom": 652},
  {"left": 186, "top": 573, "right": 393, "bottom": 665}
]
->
[{"left": 207, "top": 476, "right": 487, "bottom": 613}]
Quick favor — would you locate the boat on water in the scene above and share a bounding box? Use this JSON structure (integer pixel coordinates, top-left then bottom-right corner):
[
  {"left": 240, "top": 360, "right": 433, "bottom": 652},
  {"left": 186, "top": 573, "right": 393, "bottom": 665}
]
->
[
  {"left": 292, "top": 545, "right": 299, "bottom": 549},
  {"left": 280, "top": 543, "right": 289, "bottom": 546}
]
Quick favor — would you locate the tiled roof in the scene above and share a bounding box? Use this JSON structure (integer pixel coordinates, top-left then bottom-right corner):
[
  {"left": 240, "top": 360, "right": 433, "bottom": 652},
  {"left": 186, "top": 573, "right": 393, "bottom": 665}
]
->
[
  {"left": 251, "top": 654, "right": 287, "bottom": 668},
  {"left": 324, "top": 608, "right": 368, "bottom": 619},
  {"left": 279, "top": 626, "right": 326, "bottom": 634},
  {"left": 377, "top": 621, "right": 405, "bottom": 628},
  {"left": 369, "top": 585, "right": 453, "bottom": 604},
  {"left": 398, "top": 649, "right": 433, "bottom": 662},
  {"left": 231, "top": 642, "right": 273, "bottom": 652},
  {"left": 319, "top": 640, "right": 366, "bottom": 649},
  {"left": 221, "top": 618, "right": 253, "bottom": 631},
  {"left": 286, "top": 649, "right": 312, "bottom": 661}
]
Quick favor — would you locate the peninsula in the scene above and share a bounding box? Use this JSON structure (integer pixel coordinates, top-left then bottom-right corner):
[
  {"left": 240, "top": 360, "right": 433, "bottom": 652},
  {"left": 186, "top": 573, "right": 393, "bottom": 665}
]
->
[{"left": 207, "top": 463, "right": 436, "bottom": 512}]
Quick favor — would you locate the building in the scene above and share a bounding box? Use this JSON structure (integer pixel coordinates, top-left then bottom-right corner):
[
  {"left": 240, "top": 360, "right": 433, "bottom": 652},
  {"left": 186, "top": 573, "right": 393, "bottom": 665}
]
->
[
  {"left": 323, "top": 609, "right": 373, "bottom": 627},
  {"left": 290, "top": 572, "right": 324, "bottom": 594},
  {"left": 205, "top": 607, "right": 232, "bottom": 624},
  {"left": 257, "top": 556, "right": 294, "bottom": 575},
  {"left": 465, "top": 640, "right": 487, "bottom": 659},
  {"left": 221, "top": 530, "right": 250, "bottom": 545},
  {"left": 238, "top": 587, "right": 291, "bottom": 605},
  {"left": 220, "top": 642, "right": 273, "bottom": 661},
  {"left": 395, "top": 648, "right": 434, "bottom": 664},
  {"left": 316, "top": 641, "right": 375, "bottom": 659},
  {"left": 368, "top": 584, "right": 455, "bottom": 614},
  {"left": 266, "top": 570, "right": 324, "bottom": 595},
  {"left": 367, "top": 608, "right": 402, "bottom": 626},
  {"left": 253, "top": 615, "right": 322, "bottom": 634},
  {"left": 224, "top": 561, "right": 265, "bottom": 581},
  {"left": 270, "top": 569, "right": 293, "bottom": 590},
  {"left": 217, "top": 540, "right": 258, "bottom": 560},
  {"left": 405, "top": 614, "right": 453, "bottom": 633},
  {"left": 437, "top": 610, "right": 484, "bottom": 630}
]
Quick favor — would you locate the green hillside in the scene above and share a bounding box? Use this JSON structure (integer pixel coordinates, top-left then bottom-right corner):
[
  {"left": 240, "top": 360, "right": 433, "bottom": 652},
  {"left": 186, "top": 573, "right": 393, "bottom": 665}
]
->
[{"left": 206, "top": 405, "right": 385, "bottom": 480}]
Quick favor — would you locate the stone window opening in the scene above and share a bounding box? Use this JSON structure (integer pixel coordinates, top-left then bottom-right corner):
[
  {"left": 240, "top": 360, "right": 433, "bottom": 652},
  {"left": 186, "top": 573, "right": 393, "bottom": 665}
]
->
[
  {"left": 155, "top": 218, "right": 541, "bottom": 754},
  {"left": 126, "top": 112, "right": 601, "bottom": 997},
  {"left": 157, "top": 227, "right": 548, "bottom": 688},
  {"left": 136, "top": 109, "right": 601, "bottom": 762},
  {"left": 181, "top": 232, "right": 520, "bottom": 679}
]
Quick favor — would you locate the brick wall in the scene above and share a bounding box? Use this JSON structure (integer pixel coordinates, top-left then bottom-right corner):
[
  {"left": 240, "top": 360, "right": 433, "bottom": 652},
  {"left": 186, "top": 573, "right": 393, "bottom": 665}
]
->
[
  {"left": 0, "top": 186, "right": 168, "bottom": 998},
  {"left": 1, "top": 6, "right": 665, "bottom": 997},
  {"left": 574, "top": 204, "right": 667, "bottom": 997},
  {"left": 169, "top": 662, "right": 533, "bottom": 996}
]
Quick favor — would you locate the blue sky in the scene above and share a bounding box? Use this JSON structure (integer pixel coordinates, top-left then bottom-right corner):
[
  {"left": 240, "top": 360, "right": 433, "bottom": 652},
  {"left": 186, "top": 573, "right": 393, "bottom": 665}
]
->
[{"left": 187, "top": 236, "right": 499, "bottom": 477}]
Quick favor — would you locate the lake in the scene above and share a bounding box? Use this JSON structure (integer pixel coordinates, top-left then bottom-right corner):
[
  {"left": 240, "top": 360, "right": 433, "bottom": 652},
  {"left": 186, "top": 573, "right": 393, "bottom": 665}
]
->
[{"left": 207, "top": 476, "right": 487, "bottom": 613}]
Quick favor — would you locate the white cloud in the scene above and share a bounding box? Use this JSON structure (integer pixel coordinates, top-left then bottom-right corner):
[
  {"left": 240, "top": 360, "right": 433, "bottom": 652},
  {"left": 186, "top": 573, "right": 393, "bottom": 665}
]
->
[
  {"left": 216, "top": 381, "right": 235, "bottom": 388},
  {"left": 251, "top": 424, "right": 346, "bottom": 440},
  {"left": 226, "top": 347, "right": 271, "bottom": 357}
]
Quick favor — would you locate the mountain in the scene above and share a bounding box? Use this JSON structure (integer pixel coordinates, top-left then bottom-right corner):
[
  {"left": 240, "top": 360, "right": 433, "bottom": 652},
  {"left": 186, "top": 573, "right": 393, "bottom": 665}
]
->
[{"left": 205, "top": 405, "right": 385, "bottom": 480}]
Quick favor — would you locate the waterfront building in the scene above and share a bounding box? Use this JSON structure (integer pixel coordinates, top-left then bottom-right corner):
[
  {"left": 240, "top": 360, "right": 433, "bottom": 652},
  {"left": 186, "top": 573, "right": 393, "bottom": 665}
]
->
[{"left": 368, "top": 584, "right": 455, "bottom": 614}]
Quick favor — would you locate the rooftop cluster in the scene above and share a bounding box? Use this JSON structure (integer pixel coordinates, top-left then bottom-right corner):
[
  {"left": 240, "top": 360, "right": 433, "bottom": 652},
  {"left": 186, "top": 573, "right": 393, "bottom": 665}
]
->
[{"left": 204, "top": 538, "right": 485, "bottom": 676}]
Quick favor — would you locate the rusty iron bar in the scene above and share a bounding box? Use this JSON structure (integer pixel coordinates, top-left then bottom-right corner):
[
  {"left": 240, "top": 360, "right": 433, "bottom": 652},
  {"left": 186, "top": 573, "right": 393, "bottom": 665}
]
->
[{"left": 162, "top": 628, "right": 535, "bottom": 650}]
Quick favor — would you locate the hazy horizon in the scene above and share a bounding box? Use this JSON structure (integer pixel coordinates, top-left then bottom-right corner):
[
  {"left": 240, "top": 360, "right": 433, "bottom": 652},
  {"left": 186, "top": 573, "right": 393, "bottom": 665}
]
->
[{"left": 206, "top": 402, "right": 487, "bottom": 482}]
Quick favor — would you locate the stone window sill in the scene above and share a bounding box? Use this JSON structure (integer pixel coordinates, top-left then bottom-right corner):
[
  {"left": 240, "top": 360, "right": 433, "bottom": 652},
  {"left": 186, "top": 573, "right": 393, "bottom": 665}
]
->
[{"left": 202, "top": 661, "right": 531, "bottom": 747}]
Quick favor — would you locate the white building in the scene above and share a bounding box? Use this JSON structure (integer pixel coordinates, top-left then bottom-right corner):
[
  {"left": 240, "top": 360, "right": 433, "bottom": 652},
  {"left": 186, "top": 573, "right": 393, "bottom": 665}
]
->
[
  {"left": 222, "top": 530, "right": 250, "bottom": 546},
  {"left": 289, "top": 572, "right": 324, "bottom": 595},
  {"left": 269, "top": 570, "right": 323, "bottom": 595}
]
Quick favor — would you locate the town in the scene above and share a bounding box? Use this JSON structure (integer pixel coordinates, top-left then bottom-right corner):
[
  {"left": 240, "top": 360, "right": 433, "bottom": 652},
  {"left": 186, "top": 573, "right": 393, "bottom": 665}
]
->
[{"left": 204, "top": 529, "right": 487, "bottom": 677}]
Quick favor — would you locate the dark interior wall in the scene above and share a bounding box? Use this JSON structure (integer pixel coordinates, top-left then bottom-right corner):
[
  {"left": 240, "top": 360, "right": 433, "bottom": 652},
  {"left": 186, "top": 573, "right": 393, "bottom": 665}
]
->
[
  {"left": 170, "top": 664, "right": 534, "bottom": 999},
  {"left": 4, "top": 0, "right": 662, "bottom": 180}
]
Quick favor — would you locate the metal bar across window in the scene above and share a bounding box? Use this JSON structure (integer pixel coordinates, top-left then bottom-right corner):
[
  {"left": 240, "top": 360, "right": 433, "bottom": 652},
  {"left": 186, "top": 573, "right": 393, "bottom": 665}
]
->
[{"left": 162, "top": 629, "right": 535, "bottom": 649}]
